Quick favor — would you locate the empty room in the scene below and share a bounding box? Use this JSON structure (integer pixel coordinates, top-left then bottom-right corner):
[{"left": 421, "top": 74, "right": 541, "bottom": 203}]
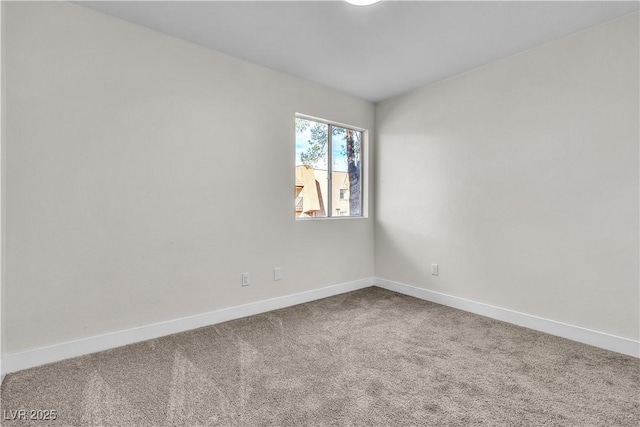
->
[{"left": 0, "top": 0, "right": 638, "bottom": 425}]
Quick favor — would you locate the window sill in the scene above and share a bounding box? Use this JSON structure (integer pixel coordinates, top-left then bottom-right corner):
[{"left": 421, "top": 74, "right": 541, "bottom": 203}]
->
[{"left": 295, "top": 215, "right": 368, "bottom": 221}]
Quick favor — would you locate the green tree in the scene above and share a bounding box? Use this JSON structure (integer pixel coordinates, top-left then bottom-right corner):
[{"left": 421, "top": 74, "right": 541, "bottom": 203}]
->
[{"left": 344, "top": 128, "right": 361, "bottom": 216}]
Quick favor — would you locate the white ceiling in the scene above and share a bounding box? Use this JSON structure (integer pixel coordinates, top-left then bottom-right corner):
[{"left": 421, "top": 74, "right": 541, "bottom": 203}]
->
[{"left": 77, "top": 1, "right": 639, "bottom": 102}]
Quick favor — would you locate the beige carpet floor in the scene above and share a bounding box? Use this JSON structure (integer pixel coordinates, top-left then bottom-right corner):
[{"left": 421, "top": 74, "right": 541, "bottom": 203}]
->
[{"left": 1, "top": 287, "right": 638, "bottom": 426}]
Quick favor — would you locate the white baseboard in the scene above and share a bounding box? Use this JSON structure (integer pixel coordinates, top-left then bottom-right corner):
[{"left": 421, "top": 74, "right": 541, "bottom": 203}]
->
[
  {"left": 374, "top": 278, "right": 640, "bottom": 358},
  {"left": 2, "top": 276, "right": 637, "bottom": 377},
  {"left": 2, "top": 278, "right": 373, "bottom": 375}
]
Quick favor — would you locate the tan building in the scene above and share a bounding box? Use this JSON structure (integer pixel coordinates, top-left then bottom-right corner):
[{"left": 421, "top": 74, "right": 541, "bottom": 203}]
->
[{"left": 295, "top": 166, "right": 350, "bottom": 218}]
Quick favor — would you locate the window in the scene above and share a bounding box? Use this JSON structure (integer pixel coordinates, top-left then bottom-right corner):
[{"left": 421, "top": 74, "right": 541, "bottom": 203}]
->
[{"left": 295, "top": 115, "right": 363, "bottom": 218}]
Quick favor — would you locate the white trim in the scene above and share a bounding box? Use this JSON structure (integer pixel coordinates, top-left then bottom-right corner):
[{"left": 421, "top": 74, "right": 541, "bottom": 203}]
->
[
  {"left": 0, "top": 358, "right": 4, "bottom": 385},
  {"left": 3, "top": 276, "right": 637, "bottom": 375},
  {"left": 374, "top": 278, "right": 640, "bottom": 358},
  {"left": 2, "top": 278, "right": 373, "bottom": 374},
  {"left": 294, "top": 112, "right": 367, "bottom": 133}
]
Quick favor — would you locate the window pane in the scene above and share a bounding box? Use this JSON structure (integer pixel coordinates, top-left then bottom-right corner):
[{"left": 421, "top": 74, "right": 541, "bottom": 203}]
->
[
  {"left": 295, "top": 118, "right": 328, "bottom": 218},
  {"left": 332, "top": 126, "right": 362, "bottom": 217}
]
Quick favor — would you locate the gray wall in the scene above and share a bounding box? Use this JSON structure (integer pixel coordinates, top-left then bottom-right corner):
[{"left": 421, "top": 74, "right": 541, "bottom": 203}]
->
[
  {"left": 375, "top": 13, "right": 639, "bottom": 340},
  {"left": 3, "top": 2, "right": 374, "bottom": 354},
  {"left": 3, "top": 2, "right": 638, "bottom": 358},
  {"left": 0, "top": 0, "right": 5, "bottom": 375}
]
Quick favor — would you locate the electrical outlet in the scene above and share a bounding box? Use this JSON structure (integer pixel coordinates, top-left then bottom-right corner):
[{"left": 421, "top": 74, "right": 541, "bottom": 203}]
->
[
  {"left": 274, "top": 267, "right": 282, "bottom": 281},
  {"left": 431, "top": 264, "right": 439, "bottom": 276},
  {"left": 242, "top": 272, "right": 250, "bottom": 286}
]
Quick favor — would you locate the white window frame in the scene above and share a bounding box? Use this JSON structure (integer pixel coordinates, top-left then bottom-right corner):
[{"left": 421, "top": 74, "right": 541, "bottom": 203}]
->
[{"left": 295, "top": 113, "right": 367, "bottom": 220}]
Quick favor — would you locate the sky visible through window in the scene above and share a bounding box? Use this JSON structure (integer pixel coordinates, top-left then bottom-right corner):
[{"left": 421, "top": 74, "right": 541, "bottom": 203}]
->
[{"left": 295, "top": 124, "right": 349, "bottom": 172}]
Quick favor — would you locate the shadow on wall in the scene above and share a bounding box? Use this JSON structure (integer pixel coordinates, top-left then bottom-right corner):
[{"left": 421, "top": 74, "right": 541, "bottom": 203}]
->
[{"left": 374, "top": 222, "right": 437, "bottom": 287}]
